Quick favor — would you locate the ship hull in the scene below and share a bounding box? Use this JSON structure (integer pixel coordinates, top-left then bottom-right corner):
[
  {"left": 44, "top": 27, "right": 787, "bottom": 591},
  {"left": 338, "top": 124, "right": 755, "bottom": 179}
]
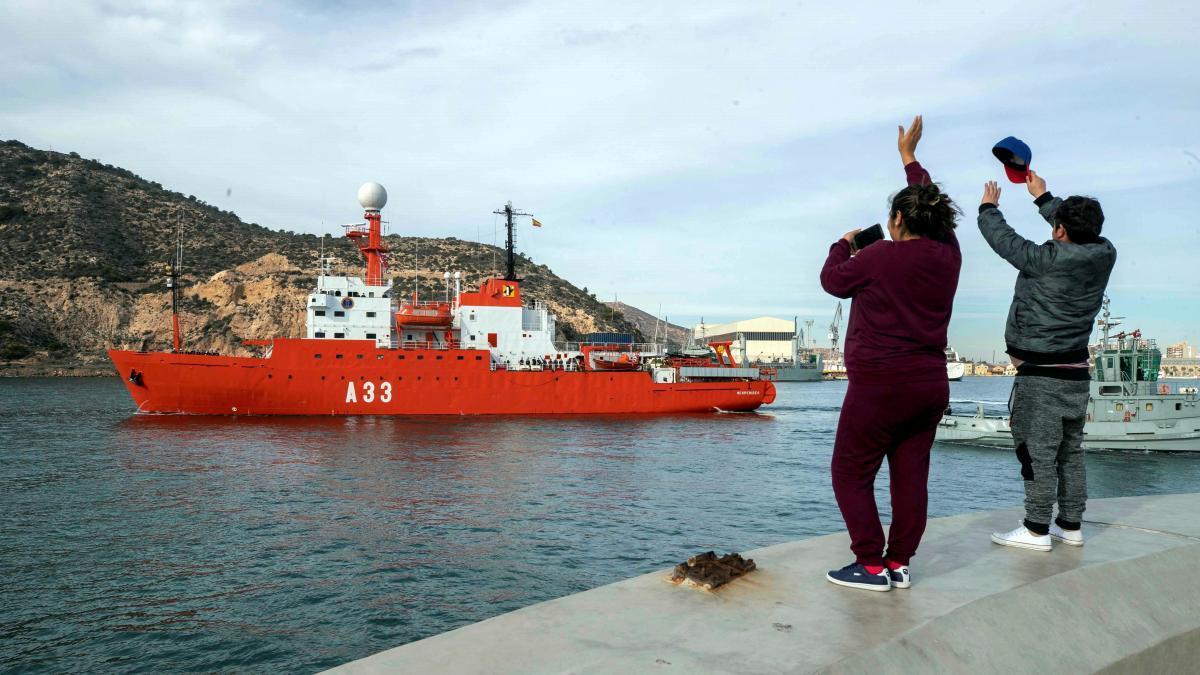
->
[
  {"left": 766, "top": 366, "right": 823, "bottom": 382},
  {"left": 109, "top": 340, "right": 773, "bottom": 415},
  {"left": 936, "top": 414, "right": 1200, "bottom": 452}
]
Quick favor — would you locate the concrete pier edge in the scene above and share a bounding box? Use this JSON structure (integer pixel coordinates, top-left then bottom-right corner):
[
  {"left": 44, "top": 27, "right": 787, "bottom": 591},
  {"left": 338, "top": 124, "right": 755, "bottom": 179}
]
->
[{"left": 327, "top": 493, "right": 1200, "bottom": 674}]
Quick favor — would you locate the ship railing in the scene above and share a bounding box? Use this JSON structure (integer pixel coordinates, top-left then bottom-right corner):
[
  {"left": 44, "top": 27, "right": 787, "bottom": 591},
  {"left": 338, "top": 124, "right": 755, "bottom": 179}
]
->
[
  {"left": 555, "top": 341, "right": 667, "bottom": 354},
  {"left": 398, "top": 300, "right": 449, "bottom": 309},
  {"left": 388, "top": 339, "right": 473, "bottom": 351},
  {"left": 491, "top": 359, "right": 583, "bottom": 373}
]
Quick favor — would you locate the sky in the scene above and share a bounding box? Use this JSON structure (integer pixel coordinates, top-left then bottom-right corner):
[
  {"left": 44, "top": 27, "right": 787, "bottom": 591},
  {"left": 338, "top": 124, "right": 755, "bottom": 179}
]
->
[{"left": 2, "top": 0, "right": 1198, "bottom": 360}]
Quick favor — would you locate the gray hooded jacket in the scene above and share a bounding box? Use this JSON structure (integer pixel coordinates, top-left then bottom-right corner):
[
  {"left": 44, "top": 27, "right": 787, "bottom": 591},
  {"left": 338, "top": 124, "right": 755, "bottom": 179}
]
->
[{"left": 978, "top": 193, "right": 1117, "bottom": 364}]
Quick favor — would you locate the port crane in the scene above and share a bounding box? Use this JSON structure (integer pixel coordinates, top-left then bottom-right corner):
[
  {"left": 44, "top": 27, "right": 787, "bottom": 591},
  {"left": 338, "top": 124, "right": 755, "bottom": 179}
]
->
[{"left": 828, "top": 302, "right": 843, "bottom": 357}]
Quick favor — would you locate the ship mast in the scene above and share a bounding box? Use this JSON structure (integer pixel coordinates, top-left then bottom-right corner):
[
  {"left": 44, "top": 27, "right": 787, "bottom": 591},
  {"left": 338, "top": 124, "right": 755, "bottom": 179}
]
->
[
  {"left": 347, "top": 182, "right": 389, "bottom": 286},
  {"left": 166, "top": 214, "right": 184, "bottom": 352},
  {"left": 493, "top": 201, "right": 531, "bottom": 281}
]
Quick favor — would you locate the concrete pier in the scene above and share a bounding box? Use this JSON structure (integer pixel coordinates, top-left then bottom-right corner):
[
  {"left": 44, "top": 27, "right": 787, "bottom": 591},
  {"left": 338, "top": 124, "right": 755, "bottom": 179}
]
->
[{"left": 328, "top": 493, "right": 1200, "bottom": 674}]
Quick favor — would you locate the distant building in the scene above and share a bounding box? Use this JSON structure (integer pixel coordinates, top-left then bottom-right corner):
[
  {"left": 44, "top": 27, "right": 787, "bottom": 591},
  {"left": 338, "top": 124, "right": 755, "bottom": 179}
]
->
[
  {"left": 693, "top": 316, "right": 798, "bottom": 362},
  {"left": 973, "top": 362, "right": 991, "bottom": 376},
  {"left": 1004, "top": 363, "right": 1018, "bottom": 376},
  {"left": 990, "top": 365, "right": 1007, "bottom": 375},
  {"left": 1166, "top": 341, "right": 1194, "bottom": 359}
]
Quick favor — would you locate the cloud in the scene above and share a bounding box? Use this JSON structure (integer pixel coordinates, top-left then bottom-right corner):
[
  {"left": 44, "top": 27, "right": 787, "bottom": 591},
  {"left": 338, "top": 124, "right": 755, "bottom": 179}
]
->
[{"left": 2, "top": 0, "right": 1198, "bottom": 356}]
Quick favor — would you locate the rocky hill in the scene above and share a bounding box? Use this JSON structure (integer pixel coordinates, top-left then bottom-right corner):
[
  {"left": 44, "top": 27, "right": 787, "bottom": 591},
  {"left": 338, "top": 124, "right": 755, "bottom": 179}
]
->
[
  {"left": 0, "top": 140, "right": 640, "bottom": 375},
  {"left": 604, "top": 301, "right": 690, "bottom": 348}
]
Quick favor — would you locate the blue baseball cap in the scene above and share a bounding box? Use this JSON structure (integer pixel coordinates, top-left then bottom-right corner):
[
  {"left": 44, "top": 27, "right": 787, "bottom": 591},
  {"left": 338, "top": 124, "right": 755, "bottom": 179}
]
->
[{"left": 992, "top": 136, "right": 1032, "bottom": 183}]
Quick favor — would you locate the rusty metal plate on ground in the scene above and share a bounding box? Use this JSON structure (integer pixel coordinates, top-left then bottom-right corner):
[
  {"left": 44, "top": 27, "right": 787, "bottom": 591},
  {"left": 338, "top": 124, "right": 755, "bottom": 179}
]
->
[{"left": 670, "top": 551, "right": 757, "bottom": 590}]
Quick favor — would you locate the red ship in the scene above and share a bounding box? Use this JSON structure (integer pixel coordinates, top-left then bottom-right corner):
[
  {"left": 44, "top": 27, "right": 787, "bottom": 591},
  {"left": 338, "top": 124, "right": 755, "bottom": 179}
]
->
[{"left": 108, "top": 183, "right": 775, "bottom": 415}]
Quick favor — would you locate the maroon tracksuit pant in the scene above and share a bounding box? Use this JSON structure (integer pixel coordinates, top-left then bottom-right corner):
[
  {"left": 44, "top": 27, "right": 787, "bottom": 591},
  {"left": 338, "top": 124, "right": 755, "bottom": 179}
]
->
[{"left": 830, "top": 378, "right": 949, "bottom": 567}]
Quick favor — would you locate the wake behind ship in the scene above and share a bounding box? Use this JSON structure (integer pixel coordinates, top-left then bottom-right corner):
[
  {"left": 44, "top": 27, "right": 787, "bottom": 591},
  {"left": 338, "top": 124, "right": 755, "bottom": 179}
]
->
[{"left": 108, "top": 183, "right": 775, "bottom": 415}]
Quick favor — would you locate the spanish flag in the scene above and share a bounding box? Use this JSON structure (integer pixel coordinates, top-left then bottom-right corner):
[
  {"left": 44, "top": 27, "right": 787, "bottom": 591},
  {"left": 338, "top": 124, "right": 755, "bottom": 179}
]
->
[{"left": 532, "top": 218, "right": 543, "bottom": 228}]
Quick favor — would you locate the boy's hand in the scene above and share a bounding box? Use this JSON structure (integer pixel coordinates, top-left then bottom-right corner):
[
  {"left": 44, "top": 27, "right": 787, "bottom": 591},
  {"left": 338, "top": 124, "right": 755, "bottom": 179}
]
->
[
  {"left": 982, "top": 181, "right": 1001, "bottom": 206},
  {"left": 897, "top": 115, "right": 922, "bottom": 165},
  {"left": 1026, "top": 170, "right": 1047, "bottom": 199},
  {"left": 842, "top": 228, "right": 862, "bottom": 244}
]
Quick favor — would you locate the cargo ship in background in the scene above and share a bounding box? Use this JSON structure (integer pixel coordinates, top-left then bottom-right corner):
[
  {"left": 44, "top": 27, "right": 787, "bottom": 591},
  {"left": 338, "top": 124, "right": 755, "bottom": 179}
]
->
[
  {"left": 108, "top": 183, "right": 775, "bottom": 415},
  {"left": 749, "top": 318, "right": 824, "bottom": 382}
]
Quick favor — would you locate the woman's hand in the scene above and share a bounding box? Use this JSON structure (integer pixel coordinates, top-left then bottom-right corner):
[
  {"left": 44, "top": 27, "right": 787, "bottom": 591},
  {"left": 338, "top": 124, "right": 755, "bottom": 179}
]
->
[
  {"left": 1025, "top": 170, "right": 1047, "bottom": 199},
  {"left": 981, "top": 181, "right": 1001, "bottom": 206},
  {"left": 898, "top": 115, "right": 923, "bottom": 165},
  {"left": 843, "top": 228, "right": 862, "bottom": 253}
]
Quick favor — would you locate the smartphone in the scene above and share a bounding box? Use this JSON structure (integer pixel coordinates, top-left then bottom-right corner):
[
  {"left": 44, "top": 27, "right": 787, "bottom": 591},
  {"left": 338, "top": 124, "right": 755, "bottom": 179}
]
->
[{"left": 852, "top": 223, "right": 884, "bottom": 252}]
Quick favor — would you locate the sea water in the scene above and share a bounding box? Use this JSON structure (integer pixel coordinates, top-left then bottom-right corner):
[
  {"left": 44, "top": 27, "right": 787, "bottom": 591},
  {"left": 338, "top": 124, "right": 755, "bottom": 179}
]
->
[{"left": 3, "top": 376, "right": 1199, "bottom": 672}]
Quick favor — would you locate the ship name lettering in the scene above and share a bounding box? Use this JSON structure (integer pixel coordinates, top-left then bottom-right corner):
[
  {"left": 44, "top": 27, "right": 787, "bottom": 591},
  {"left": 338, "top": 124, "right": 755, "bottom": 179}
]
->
[{"left": 345, "top": 380, "right": 391, "bottom": 404}]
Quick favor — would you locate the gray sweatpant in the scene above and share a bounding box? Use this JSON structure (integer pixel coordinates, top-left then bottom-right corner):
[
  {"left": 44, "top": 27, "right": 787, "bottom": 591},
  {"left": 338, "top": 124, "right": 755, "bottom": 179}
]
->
[{"left": 1009, "top": 375, "right": 1090, "bottom": 529}]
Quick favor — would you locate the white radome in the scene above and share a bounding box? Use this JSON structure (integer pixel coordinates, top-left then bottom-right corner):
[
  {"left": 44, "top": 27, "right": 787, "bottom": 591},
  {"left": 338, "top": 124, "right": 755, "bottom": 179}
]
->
[{"left": 357, "top": 182, "right": 388, "bottom": 211}]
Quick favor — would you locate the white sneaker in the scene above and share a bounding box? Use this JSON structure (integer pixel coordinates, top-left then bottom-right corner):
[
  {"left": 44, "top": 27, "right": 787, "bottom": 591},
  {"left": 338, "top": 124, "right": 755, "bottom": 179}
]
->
[
  {"left": 887, "top": 565, "right": 912, "bottom": 589},
  {"left": 991, "top": 524, "right": 1052, "bottom": 552},
  {"left": 1050, "top": 523, "right": 1084, "bottom": 546}
]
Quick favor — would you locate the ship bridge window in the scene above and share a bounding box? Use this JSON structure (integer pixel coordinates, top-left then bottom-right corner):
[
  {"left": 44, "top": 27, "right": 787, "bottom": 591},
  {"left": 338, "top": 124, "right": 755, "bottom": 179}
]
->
[
  {"left": 335, "top": 311, "right": 345, "bottom": 317},
  {"left": 1099, "top": 385, "right": 1121, "bottom": 395},
  {"left": 369, "top": 292, "right": 375, "bottom": 298},
  {"left": 315, "top": 332, "right": 326, "bottom": 338},
  {"left": 366, "top": 333, "right": 376, "bottom": 339},
  {"left": 1178, "top": 403, "right": 1183, "bottom": 411},
  {"left": 366, "top": 311, "right": 376, "bottom": 318},
  {"left": 335, "top": 333, "right": 344, "bottom": 339},
  {"left": 315, "top": 310, "right": 326, "bottom": 316},
  {"left": 335, "top": 291, "right": 342, "bottom": 297}
]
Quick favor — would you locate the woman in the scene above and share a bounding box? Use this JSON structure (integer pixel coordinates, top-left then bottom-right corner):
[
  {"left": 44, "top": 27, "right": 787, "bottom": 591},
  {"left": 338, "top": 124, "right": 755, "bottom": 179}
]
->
[{"left": 819, "top": 116, "right": 962, "bottom": 592}]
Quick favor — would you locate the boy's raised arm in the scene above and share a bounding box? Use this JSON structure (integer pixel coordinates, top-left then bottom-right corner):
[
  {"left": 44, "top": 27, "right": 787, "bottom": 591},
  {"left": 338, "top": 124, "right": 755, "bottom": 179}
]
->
[{"left": 978, "top": 181, "right": 1056, "bottom": 275}]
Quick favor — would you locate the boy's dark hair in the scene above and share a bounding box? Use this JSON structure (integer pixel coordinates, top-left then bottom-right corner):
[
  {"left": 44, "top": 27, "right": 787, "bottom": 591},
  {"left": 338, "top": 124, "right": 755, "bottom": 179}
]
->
[
  {"left": 1054, "top": 196, "right": 1104, "bottom": 244},
  {"left": 889, "top": 183, "right": 959, "bottom": 242}
]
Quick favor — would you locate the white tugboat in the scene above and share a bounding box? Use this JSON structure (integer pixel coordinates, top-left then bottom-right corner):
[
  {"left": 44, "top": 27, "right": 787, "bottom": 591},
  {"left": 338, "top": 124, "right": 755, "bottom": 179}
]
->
[{"left": 937, "top": 299, "right": 1200, "bottom": 451}]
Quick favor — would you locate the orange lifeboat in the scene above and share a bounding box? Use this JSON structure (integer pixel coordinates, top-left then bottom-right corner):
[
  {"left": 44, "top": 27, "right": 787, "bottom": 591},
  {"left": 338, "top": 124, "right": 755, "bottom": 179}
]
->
[
  {"left": 395, "top": 295, "right": 453, "bottom": 327},
  {"left": 584, "top": 346, "right": 641, "bottom": 371}
]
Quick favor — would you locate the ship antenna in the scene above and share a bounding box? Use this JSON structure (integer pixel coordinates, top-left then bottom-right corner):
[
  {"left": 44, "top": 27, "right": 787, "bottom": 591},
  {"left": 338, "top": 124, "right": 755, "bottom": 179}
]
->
[{"left": 493, "top": 201, "right": 531, "bottom": 281}]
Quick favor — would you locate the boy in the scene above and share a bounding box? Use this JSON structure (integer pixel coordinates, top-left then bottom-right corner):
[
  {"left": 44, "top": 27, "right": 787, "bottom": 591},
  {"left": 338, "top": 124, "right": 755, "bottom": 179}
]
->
[{"left": 977, "top": 171, "right": 1116, "bottom": 550}]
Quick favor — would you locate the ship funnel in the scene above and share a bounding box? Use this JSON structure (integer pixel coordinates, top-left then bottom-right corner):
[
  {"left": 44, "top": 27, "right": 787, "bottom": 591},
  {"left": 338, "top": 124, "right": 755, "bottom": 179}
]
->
[{"left": 357, "top": 182, "right": 388, "bottom": 211}]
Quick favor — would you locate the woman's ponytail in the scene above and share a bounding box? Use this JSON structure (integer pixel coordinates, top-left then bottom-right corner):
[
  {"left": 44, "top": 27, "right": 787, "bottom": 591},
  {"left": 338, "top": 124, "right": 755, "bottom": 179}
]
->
[{"left": 890, "top": 183, "right": 959, "bottom": 241}]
